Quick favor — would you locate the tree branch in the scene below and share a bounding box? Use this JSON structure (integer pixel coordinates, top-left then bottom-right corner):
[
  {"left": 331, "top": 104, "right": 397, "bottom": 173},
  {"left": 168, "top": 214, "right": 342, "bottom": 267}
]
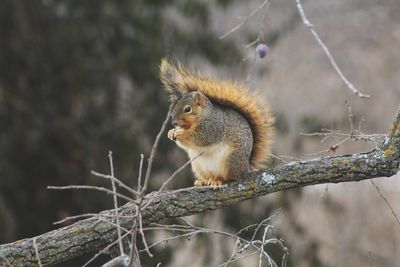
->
[{"left": 1, "top": 105, "right": 399, "bottom": 266}]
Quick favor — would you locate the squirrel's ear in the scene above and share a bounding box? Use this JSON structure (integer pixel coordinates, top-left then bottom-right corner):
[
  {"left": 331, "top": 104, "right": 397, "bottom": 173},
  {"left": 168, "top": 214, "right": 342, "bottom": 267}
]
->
[{"left": 192, "top": 91, "right": 206, "bottom": 107}]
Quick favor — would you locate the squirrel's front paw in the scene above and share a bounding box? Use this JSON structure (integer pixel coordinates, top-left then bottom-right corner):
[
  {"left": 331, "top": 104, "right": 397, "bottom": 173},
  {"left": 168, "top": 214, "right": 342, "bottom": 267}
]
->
[
  {"left": 168, "top": 128, "right": 185, "bottom": 141},
  {"left": 173, "top": 128, "right": 185, "bottom": 141},
  {"left": 167, "top": 128, "right": 176, "bottom": 141}
]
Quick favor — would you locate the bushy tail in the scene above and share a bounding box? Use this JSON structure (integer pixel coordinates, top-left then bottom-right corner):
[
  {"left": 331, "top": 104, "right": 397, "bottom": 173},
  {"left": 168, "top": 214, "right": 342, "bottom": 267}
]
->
[{"left": 160, "top": 59, "right": 274, "bottom": 169}]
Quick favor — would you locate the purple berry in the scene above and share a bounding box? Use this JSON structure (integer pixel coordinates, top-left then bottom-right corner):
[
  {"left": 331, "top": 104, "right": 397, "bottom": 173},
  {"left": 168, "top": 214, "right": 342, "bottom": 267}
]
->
[{"left": 256, "top": 43, "right": 269, "bottom": 58}]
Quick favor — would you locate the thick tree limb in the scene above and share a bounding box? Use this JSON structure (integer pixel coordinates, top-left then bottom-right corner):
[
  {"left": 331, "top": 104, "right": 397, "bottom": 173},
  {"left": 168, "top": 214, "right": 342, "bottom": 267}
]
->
[{"left": 1, "top": 105, "right": 399, "bottom": 266}]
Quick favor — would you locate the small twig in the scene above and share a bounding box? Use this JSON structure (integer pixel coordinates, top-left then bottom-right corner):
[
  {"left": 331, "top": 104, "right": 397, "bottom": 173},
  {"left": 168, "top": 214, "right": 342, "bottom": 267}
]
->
[
  {"left": 102, "top": 254, "right": 129, "bottom": 267},
  {"left": 109, "top": 151, "right": 124, "bottom": 255},
  {"left": 370, "top": 179, "right": 400, "bottom": 229},
  {"left": 301, "top": 102, "right": 386, "bottom": 156},
  {"left": 142, "top": 102, "right": 174, "bottom": 194},
  {"left": 53, "top": 213, "right": 135, "bottom": 225},
  {"left": 97, "top": 218, "right": 131, "bottom": 235},
  {"left": 181, "top": 217, "right": 285, "bottom": 263},
  {"left": 127, "top": 154, "right": 145, "bottom": 266},
  {"left": 47, "top": 185, "right": 134, "bottom": 203},
  {"left": 128, "top": 219, "right": 139, "bottom": 266},
  {"left": 140, "top": 153, "right": 202, "bottom": 211},
  {"left": 258, "top": 225, "right": 272, "bottom": 267},
  {"left": 224, "top": 238, "right": 241, "bottom": 266},
  {"left": 345, "top": 100, "right": 355, "bottom": 133},
  {"left": 320, "top": 184, "right": 329, "bottom": 199},
  {"left": 270, "top": 153, "right": 288, "bottom": 163},
  {"left": 220, "top": 250, "right": 261, "bottom": 267},
  {"left": 235, "top": 209, "right": 280, "bottom": 236},
  {"left": 137, "top": 154, "right": 144, "bottom": 193},
  {"left": 139, "top": 230, "right": 203, "bottom": 251},
  {"left": 127, "top": 103, "right": 175, "bottom": 265},
  {"left": 33, "top": 237, "right": 42, "bottom": 267},
  {"left": 220, "top": 0, "right": 268, "bottom": 40},
  {"left": 91, "top": 171, "right": 139, "bottom": 197},
  {"left": 270, "top": 153, "right": 301, "bottom": 164},
  {"left": 302, "top": 136, "right": 350, "bottom": 156},
  {"left": 294, "top": 0, "right": 370, "bottom": 98},
  {"left": 158, "top": 152, "right": 202, "bottom": 192},
  {"left": 138, "top": 212, "right": 153, "bottom": 257},
  {"left": 245, "top": 51, "right": 257, "bottom": 82},
  {"left": 141, "top": 213, "right": 286, "bottom": 267},
  {"left": 243, "top": 0, "right": 270, "bottom": 52},
  {"left": 82, "top": 231, "right": 131, "bottom": 267},
  {"left": 128, "top": 103, "right": 174, "bottom": 265}
]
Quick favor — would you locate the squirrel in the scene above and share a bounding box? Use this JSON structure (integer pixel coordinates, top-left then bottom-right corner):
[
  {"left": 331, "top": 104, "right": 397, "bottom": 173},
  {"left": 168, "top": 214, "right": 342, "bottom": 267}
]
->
[{"left": 160, "top": 59, "right": 274, "bottom": 187}]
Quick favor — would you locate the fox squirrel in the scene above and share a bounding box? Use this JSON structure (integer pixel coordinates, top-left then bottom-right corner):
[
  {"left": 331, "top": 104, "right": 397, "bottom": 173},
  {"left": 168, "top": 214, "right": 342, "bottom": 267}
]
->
[{"left": 160, "top": 59, "right": 274, "bottom": 186}]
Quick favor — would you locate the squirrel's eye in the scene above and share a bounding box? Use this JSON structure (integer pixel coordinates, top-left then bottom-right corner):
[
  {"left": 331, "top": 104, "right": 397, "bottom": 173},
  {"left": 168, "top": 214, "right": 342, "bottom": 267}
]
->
[{"left": 184, "top": 106, "right": 192, "bottom": 113}]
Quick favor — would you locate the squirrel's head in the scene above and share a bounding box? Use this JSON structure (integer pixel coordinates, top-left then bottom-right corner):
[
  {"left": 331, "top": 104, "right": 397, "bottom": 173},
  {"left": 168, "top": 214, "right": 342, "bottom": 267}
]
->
[{"left": 171, "top": 91, "right": 208, "bottom": 130}]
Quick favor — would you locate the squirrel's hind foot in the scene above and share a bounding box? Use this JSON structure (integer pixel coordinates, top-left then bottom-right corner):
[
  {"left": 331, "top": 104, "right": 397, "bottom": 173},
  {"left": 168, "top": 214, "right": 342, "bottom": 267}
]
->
[
  {"left": 207, "top": 177, "right": 224, "bottom": 187},
  {"left": 194, "top": 178, "right": 209, "bottom": 186},
  {"left": 194, "top": 177, "right": 224, "bottom": 187}
]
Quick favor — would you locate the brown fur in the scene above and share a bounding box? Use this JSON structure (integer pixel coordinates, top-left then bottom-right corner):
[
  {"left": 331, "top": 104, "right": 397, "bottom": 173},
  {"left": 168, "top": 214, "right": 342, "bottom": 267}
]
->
[{"left": 160, "top": 59, "right": 274, "bottom": 169}]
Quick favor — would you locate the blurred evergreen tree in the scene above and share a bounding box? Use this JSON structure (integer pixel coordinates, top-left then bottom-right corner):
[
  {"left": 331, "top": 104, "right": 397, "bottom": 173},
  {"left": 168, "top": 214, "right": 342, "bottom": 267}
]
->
[{"left": 0, "top": 0, "right": 239, "bottom": 245}]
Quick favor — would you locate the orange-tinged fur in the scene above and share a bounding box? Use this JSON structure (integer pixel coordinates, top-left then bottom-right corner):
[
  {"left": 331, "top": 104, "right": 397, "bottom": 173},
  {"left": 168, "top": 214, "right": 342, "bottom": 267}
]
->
[{"left": 160, "top": 59, "right": 274, "bottom": 169}]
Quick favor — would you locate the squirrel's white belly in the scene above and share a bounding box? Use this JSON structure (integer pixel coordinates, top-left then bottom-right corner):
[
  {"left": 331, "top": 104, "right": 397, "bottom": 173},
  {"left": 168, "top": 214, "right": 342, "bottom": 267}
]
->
[{"left": 178, "top": 142, "right": 231, "bottom": 179}]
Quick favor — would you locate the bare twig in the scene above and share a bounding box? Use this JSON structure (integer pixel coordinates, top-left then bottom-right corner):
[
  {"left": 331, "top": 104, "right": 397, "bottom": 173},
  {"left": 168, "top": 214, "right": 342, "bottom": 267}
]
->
[
  {"left": 301, "top": 102, "right": 386, "bottom": 156},
  {"left": 82, "top": 231, "right": 131, "bottom": 267},
  {"left": 320, "top": 184, "right": 329, "bottom": 199},
  {"left": 370, "top": 179, "right": 400, "bottom": 228},
  {"left": 140, "top": 213, "right": 287, "bottom": 267},
  {"left": 109, "top": 151, "right": 125, "bottom": 255},
  {"left": 96, "top": 218, "right": 132, "bottom": 235},
  {"left": 345, "top": 100, "right": 355, "bottom": 133},
  {"left": 220, "top": 0, "right": 269, "bottom": 40},
  {"left": 137, "top": 154, "right": 144, "bottom": 193},
  {"left": 140, "top": 152, "right": 202, "bottom": 211},
  {"left": 127, "top": 154, "right": 145, "bottom": 266},
  {"left": 142, "top": 102, "right": 174, "bottom": 193},
  {"left": 91, "top": 171, "right": 139, "bottom": 197},
  {"left": 243, "top": 1, "right": 270, "bottom": 81},
  {"left": 158, "top": 152, "right": 202, "bottom": 192},
  {"left": 102, "top": 254, "right": 129, "bottom": 267},
  {"left": 47, "top": 185, "right": 134, "bottom": 203},
  {"left": 53, "top": 213, "right": 136, "bottom": 225},
  {"left": 294, "top": 0, "right": 370, "bottom": 98},
  {"left": 259, "top": 225, "right": 274, "bottom": 267},
  {"left": 127, "top": 104, "right": 175, "bottom": 266},
  {"left": 33, "top": 237, "right": 42, "bottom": 267},
  {"left": 128, "top": 217, "right": 140, "bottom": 267},
  {"left": 138, "top": 212, "right": 152, "bottom": 257}
]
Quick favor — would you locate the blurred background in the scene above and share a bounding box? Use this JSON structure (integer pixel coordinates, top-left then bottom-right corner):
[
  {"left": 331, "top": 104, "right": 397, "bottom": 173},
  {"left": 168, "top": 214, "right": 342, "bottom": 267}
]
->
[{"left": 1, "top": 0, "right": 400, "bottom": 266}]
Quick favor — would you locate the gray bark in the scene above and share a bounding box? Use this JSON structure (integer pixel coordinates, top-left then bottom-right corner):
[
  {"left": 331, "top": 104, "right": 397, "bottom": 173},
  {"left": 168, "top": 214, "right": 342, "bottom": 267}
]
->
[{"left": 1, "top": 105, "right": 399, "bottom": 266}]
